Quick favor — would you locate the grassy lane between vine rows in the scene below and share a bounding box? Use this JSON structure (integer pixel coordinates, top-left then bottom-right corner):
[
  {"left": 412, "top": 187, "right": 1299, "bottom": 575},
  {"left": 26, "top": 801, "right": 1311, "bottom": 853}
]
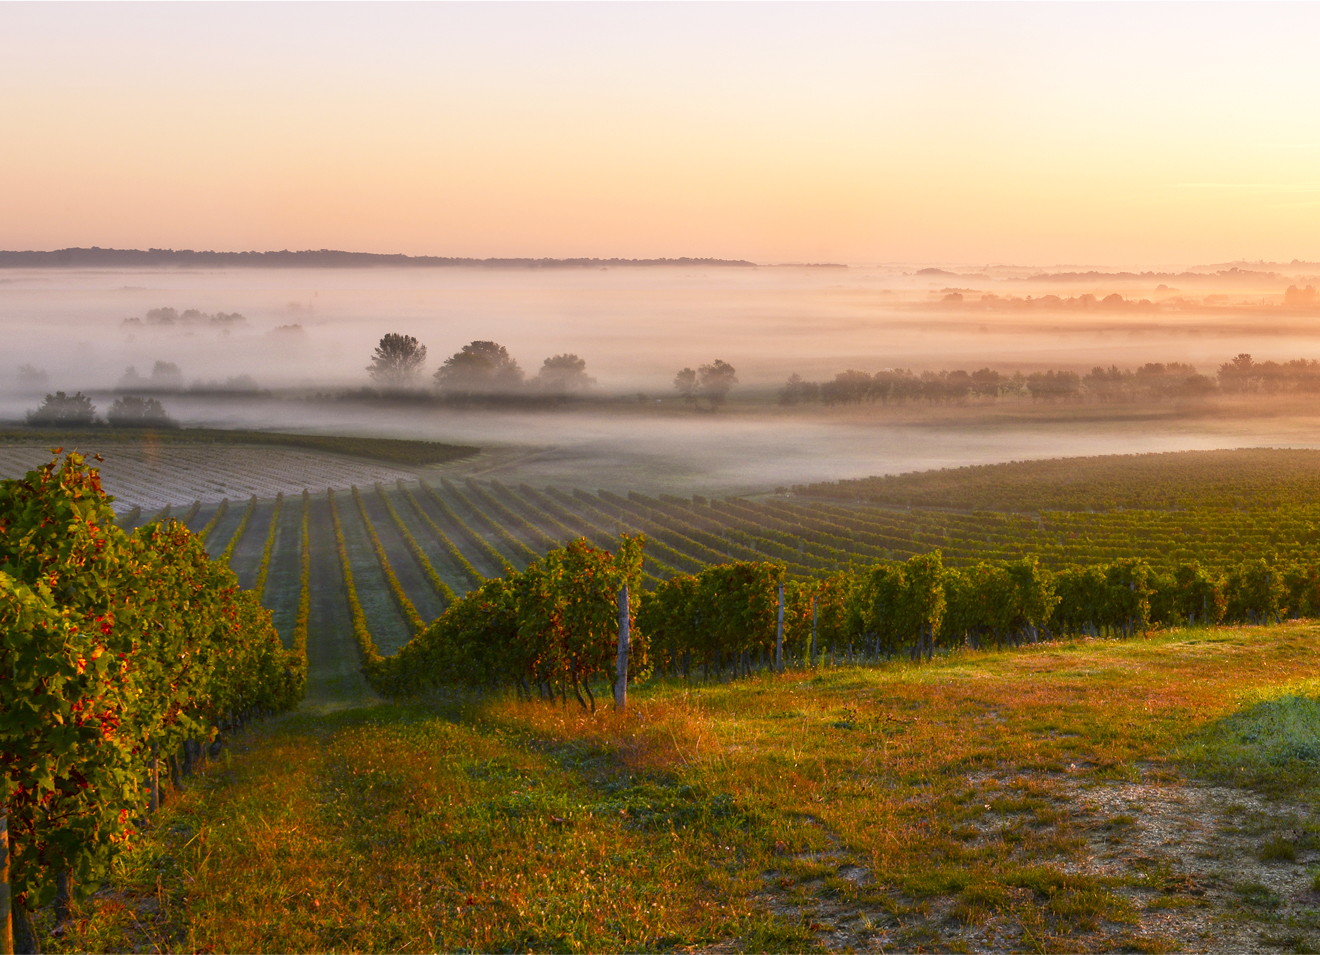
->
[
  {"left": 332, "top": 488, "right": 414, "bottom": 656},
  {"left": 407, "top": 479, "right": 513, "bottom": 578},
  {"left": 232, "top": 497, "right": 279, "bottom": 590},
  {"left": 46, "top": 622, "right": 1320, "bottom": 954},
  {"left": 262, "top": 493, "right": 303, "bottom": 648},
  {"left": 303, "top": 492, "right": 378, "bottom": 712},
  {"left": 376, "top": 485, "right": 465, "bottom": 600},
  {"left": 355, "top": 486, "right": 447, "bottom": 624}
]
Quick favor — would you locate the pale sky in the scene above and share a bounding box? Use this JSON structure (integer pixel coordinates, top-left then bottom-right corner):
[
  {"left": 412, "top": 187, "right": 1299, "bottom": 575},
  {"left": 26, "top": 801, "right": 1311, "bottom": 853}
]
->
[{"left": 3, "top": 2, "right": 1319, "bottom": 266}]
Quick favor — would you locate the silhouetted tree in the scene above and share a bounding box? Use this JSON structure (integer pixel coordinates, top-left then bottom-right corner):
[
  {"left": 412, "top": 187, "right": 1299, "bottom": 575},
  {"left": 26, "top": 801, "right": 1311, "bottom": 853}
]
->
[
  {"left": 778, "top": 373, "right": 820, "bottom": 405},
  {"left": 534, "top": 353, "right": 596, "bottom": 394},
  {"left": 433, "top": 341, "right": 524, "bottom": 394},
  {"left": 26, "top": 391, "right": 97, "bottom": 426},
  {"left": 108, "top": 395, "right": 177, "bottom": 428},
  {"left": 673, "top": 368, "right": 698, "bottom": 404},
  {"left": 697, "top": 359, "right": 739, "bottom": 409},
  {"left": 150, "top": 361, "right": 184, "bottom": 389},
  {"left": 367, "top": 333, "right": 427, "bottom": 386}
]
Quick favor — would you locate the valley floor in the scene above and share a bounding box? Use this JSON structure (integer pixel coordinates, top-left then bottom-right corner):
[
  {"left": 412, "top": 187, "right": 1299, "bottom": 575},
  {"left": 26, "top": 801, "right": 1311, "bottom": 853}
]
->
[{"left": 43, "top": 623, "right": 1320, "bottom": 954}]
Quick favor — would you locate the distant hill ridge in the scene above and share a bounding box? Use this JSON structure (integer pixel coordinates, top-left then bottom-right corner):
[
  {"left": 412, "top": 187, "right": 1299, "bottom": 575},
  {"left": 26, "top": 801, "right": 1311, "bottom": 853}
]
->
[{"left": 0, "top": 247, "right": 758, "bottom": 269}]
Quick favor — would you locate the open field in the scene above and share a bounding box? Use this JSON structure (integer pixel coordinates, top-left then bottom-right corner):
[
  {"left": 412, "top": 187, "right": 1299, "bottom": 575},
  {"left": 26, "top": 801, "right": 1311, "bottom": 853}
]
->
[{"left": 44, "top": 624, "right": 1320, "bottom": 953}]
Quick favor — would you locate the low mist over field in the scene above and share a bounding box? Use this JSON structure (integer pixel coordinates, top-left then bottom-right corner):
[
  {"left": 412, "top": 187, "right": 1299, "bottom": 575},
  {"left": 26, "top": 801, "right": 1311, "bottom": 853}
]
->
[
  {"left": 5, "top": 259, "right": 1320, "bottom": 494},
  {"left": 5, "top": 261, "right": 1320, "bottom": 397}
]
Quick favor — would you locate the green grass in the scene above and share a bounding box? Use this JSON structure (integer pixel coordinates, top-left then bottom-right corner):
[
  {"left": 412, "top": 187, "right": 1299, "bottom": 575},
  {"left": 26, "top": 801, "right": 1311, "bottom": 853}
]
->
[
  {"left": 1182, "top": 686, "right": 1320, "bottom": 791},
  {"left": 45, "top": 623, "right": 1320, "bottom": 953}
]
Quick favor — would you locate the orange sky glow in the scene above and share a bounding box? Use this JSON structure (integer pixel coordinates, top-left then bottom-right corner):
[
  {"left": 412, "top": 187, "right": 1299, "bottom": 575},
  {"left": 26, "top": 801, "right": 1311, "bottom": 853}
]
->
[{"left": 3, "top": 2, "right": 1319, "bottom": 266}]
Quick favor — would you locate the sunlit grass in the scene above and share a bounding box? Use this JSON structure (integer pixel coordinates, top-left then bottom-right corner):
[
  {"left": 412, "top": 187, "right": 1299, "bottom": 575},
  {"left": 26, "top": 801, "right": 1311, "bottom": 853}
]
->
[{"left": 49, "top": 622, "right": 1320, "bottom": 952}]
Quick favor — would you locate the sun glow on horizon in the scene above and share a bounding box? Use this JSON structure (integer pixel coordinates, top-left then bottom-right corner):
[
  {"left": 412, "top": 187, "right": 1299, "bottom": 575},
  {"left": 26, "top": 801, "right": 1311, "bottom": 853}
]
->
[{"left": 3, "top": 2, "right": 1320, "bottom": 266}]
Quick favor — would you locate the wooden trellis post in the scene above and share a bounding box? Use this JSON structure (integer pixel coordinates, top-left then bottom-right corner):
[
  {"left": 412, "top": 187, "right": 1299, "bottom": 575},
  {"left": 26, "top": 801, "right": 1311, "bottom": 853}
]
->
[
  {"left": 810, "top": 594, "right": 818, "bottom": 667},
  {"left": 2, "top": 801, "right": 12, "bottom": 955},
  {"left": 775, "top": 582, "right": 785, "bottom": 672},
  {"left": 614, "top": 582, "right": 630, "bottom": 711}
]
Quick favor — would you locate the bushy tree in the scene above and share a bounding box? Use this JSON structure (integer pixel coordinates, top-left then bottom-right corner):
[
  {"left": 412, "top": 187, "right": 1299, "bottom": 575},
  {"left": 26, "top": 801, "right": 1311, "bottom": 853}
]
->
[
  {"left": 433, "top": 341, "right": 524, "bottom": 395},
  {"left": 150, "top": 361, "right": 184, "bottom": 389},
  {"left": 698, "top": 359, "right": 739, "bottom": 408},
  {"left": 534, "top": 353, "right": 596, "bottom": 394},
  {"left": 778, "top": 373, "right": 820, "bottom": 406},
  {"left": 25, "top": 391, "right": 97, "bottom": 426},
  {"left": 673, "top": 360, "right": 739, "bottom": 409},
  {"left": 107, "top": 395, "right": 176, "bottom": 428},
  {"left": 673, "top": 367, "right": 698, "bottom": 404},
  {"left": 367, "top": 333, "right": 427, "bottom": 386}
]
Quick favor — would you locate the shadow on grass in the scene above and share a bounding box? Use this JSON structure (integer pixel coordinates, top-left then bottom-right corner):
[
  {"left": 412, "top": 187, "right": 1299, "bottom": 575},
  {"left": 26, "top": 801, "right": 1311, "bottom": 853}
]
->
[{"left": 1181, "top": 688, "right": 1320, "bottom": 795}]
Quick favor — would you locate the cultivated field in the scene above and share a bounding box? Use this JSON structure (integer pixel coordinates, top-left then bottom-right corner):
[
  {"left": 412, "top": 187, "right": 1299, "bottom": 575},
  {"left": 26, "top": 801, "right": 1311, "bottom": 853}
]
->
[{"left": 20, "top": 443, "right": 1320, "bottom": 953}]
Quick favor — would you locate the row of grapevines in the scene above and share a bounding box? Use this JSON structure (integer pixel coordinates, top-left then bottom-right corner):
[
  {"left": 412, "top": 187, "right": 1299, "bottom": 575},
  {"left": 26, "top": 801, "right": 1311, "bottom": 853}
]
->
[
  {"left": 219, "top": 495, "right": 257, "bottom": 565},
  {"left": 462, "top": 478, "right": 556, "bottom": 551},
  {"left": 327, "top": 488, "right": 383, "bottom": 671},
  {"left": 292, "top": 490, "right": 311, "bottom": 661},
  {"left": 412, "top": 479, "right": 516, "bottom": 574},
  {"left": 372, "top": 483, "right": 459, "bottom": 600},
  {"left": 252, "top": 492, "right": 284, "bottom": 598},
  {"left": 440, "top": 478, "right": 541, "bottom": 563},
  {"left": 518, "top": 484, "right": 675, "bottom": 582},
  {"left": 196, "top": 497, "right": 229, "bottom": 544},
  {"left": 372, "top": 535, "right": 645, "bottom": 709},
  {"left": 1, "top": 453, "right": 303, "bottom": 930},
  {"left": 555, "top": 487, "right": 704, "bottom": 575},
  {"left": 349, "top": 486, "right": 425, "bottom": 634}
]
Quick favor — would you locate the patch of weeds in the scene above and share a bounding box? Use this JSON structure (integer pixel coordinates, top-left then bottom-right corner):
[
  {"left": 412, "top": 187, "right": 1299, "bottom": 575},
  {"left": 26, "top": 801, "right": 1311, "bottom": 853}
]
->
[
  {"left": 960, "top": 881, "right": 1009, "bottom": 911},
  {"left": 893, "top": 921, "right": 941, "bottom": 949},
  {"left": 1106, "top": 932, "right": 1180, "bottom": 953},
  {"left": 1261, "top": 835, "right": 1300, "bottom": 862},
  {"left": 1184, "top": 692, "right": 1320, "bottom": 791},
  {"left": 905, "top": 868, "right": 973, "bottom": 896},
  {"left": 1233, "top": 881, "right": 1283, "bottom": 910},
  {"left": 740, "top": 916, "right": 822, "bottom": 953},
  {"left": 1262, "top": 930, "right": 1320, "bottom": 953},
  {"left": 830, "top": 704, "right": 860, "bottom": 730},
  {"left": 598, "top": 779, "right": 749, "bottom": 831},
  {"left": 1129, "top": 855, "right": 1178, "bottom": 891},
  {"left": 1145, "top": 895, "right": 1203, "bottom": 910},
  {"left": 1099, "top": 813, "right": 1137, "bottom": 831}
]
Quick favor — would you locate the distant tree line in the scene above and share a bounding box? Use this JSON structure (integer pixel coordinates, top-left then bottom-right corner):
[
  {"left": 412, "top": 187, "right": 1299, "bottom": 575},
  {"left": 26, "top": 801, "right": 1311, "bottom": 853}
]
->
[
  {"left": 121, "top": 307, "right": 246, "bottom": 328},
  {"left": 673, "top": 359, "right": 739, "bottom": 410},
  {"left": 935, "top": 285, "right": 1320, "bottom": 311},
  {"left": 24, "top": 392, "right": 177, "bottom": 428},
  {"left": 366, "top": 334, "right": 597, "bottom": 403},
  {"left": 779, "top": 353, "right": 1320, "bottom": 406},
  {"left": 0, "top": 247, "right": 758, "bottom": 268}
]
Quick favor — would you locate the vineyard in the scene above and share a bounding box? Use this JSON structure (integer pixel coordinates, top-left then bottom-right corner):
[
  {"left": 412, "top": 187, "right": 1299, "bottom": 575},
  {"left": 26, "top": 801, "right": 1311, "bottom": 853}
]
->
[
  {"left": 9, "top": 446, "right": 1320, "bottom": 952},
  {"left": 116, "top": 450, "right": 1320, "bottom": 690}
]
